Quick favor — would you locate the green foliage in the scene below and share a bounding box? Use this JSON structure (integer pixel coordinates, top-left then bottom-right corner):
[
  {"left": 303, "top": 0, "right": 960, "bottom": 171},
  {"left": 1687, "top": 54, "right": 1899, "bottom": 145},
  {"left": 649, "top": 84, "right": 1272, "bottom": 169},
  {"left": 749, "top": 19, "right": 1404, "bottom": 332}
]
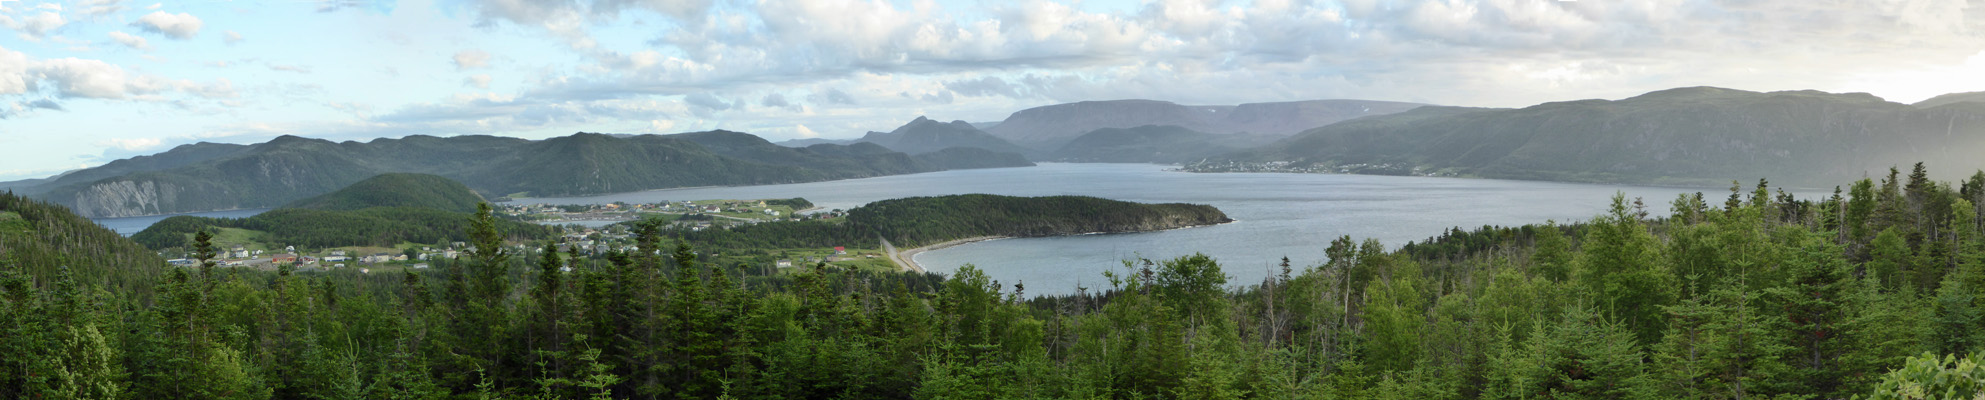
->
[
  {"left": 283, "top": 173, "right": 488, "bottom": 213},
  {"left": 1858, "top": 352, "right": 1985, "bottom": 400}
]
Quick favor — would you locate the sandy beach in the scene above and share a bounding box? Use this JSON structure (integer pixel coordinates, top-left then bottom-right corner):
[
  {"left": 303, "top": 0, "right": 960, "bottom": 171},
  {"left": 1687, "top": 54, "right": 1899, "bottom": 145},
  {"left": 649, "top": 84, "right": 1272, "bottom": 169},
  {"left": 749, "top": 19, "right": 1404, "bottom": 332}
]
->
[{"left": 886, "top": 236, "right": 1005, "bottom": 273}]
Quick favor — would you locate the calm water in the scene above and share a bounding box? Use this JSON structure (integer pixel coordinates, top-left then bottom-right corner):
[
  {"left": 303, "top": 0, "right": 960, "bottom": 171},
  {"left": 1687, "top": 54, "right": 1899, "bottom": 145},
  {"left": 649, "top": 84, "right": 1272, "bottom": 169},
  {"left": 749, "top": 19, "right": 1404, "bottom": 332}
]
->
[
  {"left": 509, "top": 163, "right": 1743, "bottom": 294},
  {"left": 94, "top": 208, "right": 271, "bottom": 236}
]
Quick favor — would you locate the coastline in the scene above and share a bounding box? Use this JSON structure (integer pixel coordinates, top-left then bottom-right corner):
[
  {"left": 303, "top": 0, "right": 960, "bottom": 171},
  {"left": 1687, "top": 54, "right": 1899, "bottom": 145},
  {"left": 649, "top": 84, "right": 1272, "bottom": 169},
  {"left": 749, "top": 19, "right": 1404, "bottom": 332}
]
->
[{"left": 890, "top": 236, "right": 1006, "bottom": 273}]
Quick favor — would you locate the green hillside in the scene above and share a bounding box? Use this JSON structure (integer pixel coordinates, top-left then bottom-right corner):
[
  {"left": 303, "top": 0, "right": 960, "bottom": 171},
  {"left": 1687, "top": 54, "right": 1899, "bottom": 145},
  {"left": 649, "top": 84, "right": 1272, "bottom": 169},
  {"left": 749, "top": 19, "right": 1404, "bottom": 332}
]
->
[
  {"left": 858, "top": 117, "right": 1038, "bottom": 157},
  {"left": 133, "top": 175, "right": 553, "bottom": 250},
  {"left": 282, "top": 173, "right": 485, "bottom": 213},
  {"left": 30, "top": 130, "right": 1026, "bottom": 218},
  {"left": 678, "top": 193, "right": 1230, "bottom": 249},
  {"left": 912, "top": 147, "right": 1036, "bottom": 170},
  {"left": 1226, "top": 87, "right": 1985, "bottom": 187},
  {"left": 0, "top": 192, "right": 168, "bottom": 299},
  {"left": 1049, "top": 125, "right": 1280, "bottom": 163}
]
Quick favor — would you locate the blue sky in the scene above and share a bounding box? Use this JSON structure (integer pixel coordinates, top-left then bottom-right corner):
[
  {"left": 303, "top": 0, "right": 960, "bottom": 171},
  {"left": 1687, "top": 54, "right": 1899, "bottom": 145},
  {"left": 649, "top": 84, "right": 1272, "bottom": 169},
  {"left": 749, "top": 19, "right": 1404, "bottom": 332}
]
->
[{"left": 3, "top": 0, "right": 1983, "bottom": 181}]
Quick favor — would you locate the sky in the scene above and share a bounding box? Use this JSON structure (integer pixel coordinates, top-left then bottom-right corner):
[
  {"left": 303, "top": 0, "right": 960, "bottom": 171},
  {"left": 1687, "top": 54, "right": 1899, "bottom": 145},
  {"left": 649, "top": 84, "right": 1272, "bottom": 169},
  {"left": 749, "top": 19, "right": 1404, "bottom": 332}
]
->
[{"left": 1, "top": 0, "right": 1983, "bottom": 181}]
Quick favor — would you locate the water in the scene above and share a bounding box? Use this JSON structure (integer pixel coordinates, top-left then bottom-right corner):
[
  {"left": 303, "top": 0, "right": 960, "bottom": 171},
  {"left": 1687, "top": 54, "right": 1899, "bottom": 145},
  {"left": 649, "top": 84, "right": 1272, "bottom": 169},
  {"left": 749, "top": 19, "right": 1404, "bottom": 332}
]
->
[
  {"left": 93, "top": 208, "right": 271, "bottom": 236},
  {"left": 509, "top": 163, "right": 1747, "bottom": 294}
]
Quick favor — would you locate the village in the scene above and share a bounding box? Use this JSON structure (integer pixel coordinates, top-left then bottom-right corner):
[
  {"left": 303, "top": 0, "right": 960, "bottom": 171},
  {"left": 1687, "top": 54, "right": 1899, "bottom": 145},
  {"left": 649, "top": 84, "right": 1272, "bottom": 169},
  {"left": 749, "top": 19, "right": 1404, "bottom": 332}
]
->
[{"left": 158, "top": 198, "right": 898, "bottom": 274}]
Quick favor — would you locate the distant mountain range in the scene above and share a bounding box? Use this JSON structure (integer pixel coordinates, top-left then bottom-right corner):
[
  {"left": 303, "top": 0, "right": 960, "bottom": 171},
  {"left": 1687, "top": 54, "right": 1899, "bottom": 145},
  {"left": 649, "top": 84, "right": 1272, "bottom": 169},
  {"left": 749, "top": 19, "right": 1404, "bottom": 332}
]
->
[
  {"left": 985, "top": 99, "right": 1426, "bottom": 149},
  {"left": 853, "top": 116, "right": 1038, "bottom": 157},
  {"left": 776, "top": 98, "right": 1426, "bottom": 153},
  {"left": 18, "top": 131, "right": 1032, "bottom": 218},
  {"left": 1220, "top": 87, "right": 1985, "bottom": 187},
  {"left": 1047, "top": 125, "right": 1282, "bottom": 164}
]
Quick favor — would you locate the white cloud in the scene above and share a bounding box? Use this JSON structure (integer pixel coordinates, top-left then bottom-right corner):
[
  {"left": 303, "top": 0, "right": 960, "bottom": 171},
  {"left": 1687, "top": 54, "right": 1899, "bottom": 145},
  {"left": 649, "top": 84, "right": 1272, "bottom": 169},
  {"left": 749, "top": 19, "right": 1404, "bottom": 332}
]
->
[
  {"left": 464, "top": 74, "right": 491, "bottom": 89},
  {"left": 223, "top": 30, "right": 242, "bottom": 45},
  {"left": 267, "top": 64, "right": 311, "bottom": 73},
  {"left": 793, "top": 124, "right": 818, "bottom": 138},
  {"left": 133, "top": 11, "right": 202, "bottom": 39},
  {"left": 1, "top": 11, "right": 68, "bottom": 39},
  {"left": 78, "top": 0, "right": 125, "bottom": 17},
  {"left": 32, "top": 57, "right": 147, "bottom": 99},
  {"left": 94, "top": 137, "right": 163, "bottom": 151},
  {"left": 107, "top": 31, "right": 149, "bottom": 51},
  {"left": 453, "top": 49, "right": 490, "bottom": 70}
]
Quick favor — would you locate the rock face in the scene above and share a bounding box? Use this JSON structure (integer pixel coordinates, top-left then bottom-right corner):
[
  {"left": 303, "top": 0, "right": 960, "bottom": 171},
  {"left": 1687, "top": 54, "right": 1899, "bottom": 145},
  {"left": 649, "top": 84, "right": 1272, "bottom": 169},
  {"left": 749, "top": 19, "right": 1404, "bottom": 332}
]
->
[
  {"left": 985, "top": 99, "right": 1424, "bottom": 149},
  {"left": 70, "top": 180, "right": 191, "bottom": 219}
]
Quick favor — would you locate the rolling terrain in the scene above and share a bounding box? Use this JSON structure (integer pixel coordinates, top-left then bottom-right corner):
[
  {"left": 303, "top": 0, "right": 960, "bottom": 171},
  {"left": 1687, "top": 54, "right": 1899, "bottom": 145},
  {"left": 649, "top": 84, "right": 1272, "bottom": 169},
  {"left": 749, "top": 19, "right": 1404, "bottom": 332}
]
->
[
  {"left": 1221, "top": 87, "right": 1985, "bottom": 187},
  {"left": 25, "top": 131, "right": 1032, "bottom": 218}
]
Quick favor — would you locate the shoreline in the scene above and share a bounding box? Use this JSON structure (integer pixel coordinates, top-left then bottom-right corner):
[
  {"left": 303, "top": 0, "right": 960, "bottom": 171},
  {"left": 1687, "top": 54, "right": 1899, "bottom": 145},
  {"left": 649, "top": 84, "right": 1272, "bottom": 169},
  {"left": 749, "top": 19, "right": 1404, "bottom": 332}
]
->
[
  {"left": 892, "top": 236, "right": 1006, "bottom": 273},
  {"left": 891, "top": 220, "right": 1234, "bottom": 273}
]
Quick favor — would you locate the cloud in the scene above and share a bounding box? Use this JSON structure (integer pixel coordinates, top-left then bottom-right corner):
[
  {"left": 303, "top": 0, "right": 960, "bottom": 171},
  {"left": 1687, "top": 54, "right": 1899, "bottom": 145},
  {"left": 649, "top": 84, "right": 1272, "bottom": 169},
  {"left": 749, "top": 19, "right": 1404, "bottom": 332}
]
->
[
  {"left": 760, "top": 92, "right": 801, "bottom": 112},
  {"left": 78, "top": 0, "right": 125, "bottom": 17},
  {"left": 23, "top": 98, "right": 61, "bottom": 110},
  {"left": 267, "top": 64, "right": 312, "bottom": 73},
  {"left": 821, "top": 88, "right": 856, "bottom": 105},
  {"left": 464, "top": 74, "right": 492, "bottom": 89},
  {"left": 223, "top": 30, "right": 242, "bottom": 45},
  {"left": 94, "top": 137, "right": 164, "bottom": 151},
  {"left": 794, "top": 124, "right": 818, "bottom": 138},
  {"left": 453, "top": 49, "right": 491, "bottom": 70},
  {"left": 682, "top": 92, "right": 731, "bottom": 110},
  {"left": 1, "top": 11, "right": 68, "bottom": 39},
  {"left": 32, "top": 58, "right": 152, "bottom": 99},
  {"left": 108, "top": 31, "right": 149, "bottom": 51},
  {"left": 134, "top": 11, "right": 203, "bottom": 39}
]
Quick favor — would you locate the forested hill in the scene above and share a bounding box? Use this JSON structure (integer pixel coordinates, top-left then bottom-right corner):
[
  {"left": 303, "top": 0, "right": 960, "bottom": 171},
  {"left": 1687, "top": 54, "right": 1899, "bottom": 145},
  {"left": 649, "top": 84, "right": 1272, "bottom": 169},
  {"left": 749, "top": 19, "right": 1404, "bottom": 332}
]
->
[
  {"left": 1223, "top": 87, "right": 1985, "bottom": 187},
  {"left": 0, "top": 191, "right": 167, "bottom": 299},
  {"left": 1048, "top": 124, "right": 1282, "bottom": 163},
  {"left": 856, "top": 116, "right": 1038, "bottom": 157},
  {"left": 281, "top": 173, "right": 485, "bottom": 213},
  {"left": 132, "top": 174, "right": 553, "bottom": 249},
  {"left": 28, "top": 130, "right": 1031, "bottom": 218},
  {"left": 678, "top": 194, "right": 1231, "bottom": 250}
]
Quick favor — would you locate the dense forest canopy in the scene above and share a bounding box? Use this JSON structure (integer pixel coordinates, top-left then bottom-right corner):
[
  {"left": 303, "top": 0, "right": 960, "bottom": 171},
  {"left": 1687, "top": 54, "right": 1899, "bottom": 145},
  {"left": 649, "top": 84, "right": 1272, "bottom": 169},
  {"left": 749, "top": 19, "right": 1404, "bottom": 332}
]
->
[
  {"left": 670, "top": 194, "right": 1232, "bottom": 250},
  {"left": 7, "top": 163, "right": 1985, "bottom": 398}
]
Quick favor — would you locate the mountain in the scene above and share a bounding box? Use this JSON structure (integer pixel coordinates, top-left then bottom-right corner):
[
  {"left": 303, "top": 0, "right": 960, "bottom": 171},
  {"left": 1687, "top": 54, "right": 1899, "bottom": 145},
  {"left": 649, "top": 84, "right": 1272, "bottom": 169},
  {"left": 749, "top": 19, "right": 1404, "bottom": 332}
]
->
[
  {"left": 0, "top": 191, "right": 170, "bottom": 297},
  {"left": 774, "top": 138, "right": 855, "bottom": 147},
  {"left": 1223, "top": 87, "right": 1985, "bottom": 187},
  {"left": 132, "top": 174, "right": 553, "bottom": 249},
  {"left": 282, "top": 173, "right": 485, "bottom": 213},
  {"left": 985, "top": 99, "right": 1425, "bottom": 149},
  {"left": 1916, "top": 91, "right": 1985, "bottom": 108},
  {"left": 1048, "top": 125, "right": 1281, "bottom": 163},
  {"left": 856, "top": 117, "right": 1037, "bottom": 156},
  {"left": 913, "top": 147, "right": 1036, "bottom": 170},
  {"left": 31, "top": 131, "right": 1033, "bottom": 218}
]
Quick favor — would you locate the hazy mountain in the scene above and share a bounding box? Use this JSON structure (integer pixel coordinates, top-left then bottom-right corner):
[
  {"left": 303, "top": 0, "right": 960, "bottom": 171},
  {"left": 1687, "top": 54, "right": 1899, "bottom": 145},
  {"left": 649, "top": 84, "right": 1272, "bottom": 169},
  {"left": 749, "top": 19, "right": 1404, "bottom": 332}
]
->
[
  {"left": 1226, "top": 87, "right": 1985, "bottom": 187},
  {"left": 913, "top": 147, "right": 1036, "bottom": 170},
  {"left": 857, "top": 116, "right": 1037, "bottom": 157},
  {"left": 1049, "top": 125, "right": 1281, "bottom": 164},
  {"left": 985, "top": 99, "right": 1425, "bottom": 149},
  {"left": 282, "top": 173, "right": 486, "bottom": 213},
  {"left": 32, "top": 131, "right": 1031, "bottom": 218},
  {"left": 1915, "top": 91, "right": 1985, "bottom": 108},
  {"left": 775, "top": 138, "right": 855, "bottom": 147}
]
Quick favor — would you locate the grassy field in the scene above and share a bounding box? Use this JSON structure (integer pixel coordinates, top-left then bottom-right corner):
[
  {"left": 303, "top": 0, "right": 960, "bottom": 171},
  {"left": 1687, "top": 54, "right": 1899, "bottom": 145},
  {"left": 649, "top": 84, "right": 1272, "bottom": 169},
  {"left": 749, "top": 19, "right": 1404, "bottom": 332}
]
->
[{"left": 0, "top": 211, "right": 24, "bottom": 233}]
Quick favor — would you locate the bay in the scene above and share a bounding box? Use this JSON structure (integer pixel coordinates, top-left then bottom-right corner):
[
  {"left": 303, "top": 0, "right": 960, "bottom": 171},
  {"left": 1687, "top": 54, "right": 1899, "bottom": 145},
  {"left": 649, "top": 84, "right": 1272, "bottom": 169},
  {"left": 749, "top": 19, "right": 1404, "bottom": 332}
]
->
[
  {"left": 93, "top": 208, "right": 272, "bottom": 236},
  {"left": 509, "top": 163, "right": 1743, "bottom": 294}
]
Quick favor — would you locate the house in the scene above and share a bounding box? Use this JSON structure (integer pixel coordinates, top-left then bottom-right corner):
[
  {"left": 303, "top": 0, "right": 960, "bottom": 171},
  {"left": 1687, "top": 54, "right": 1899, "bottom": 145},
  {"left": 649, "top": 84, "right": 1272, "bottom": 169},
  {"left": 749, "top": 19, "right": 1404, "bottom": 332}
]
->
[
  {"left": 764, "top": 209, "right": 779, "bottom": 216},
  {"left": 776, "top": 260, "right": 793, "bottom": 268},
  {"left": 324, "top": 256, "right": 349, "bottom": 262},
  {"left": 833, "top": 247, "right": 847, "bottom": 255},
  {"left": 272, "top": 254, "right": 298, "bottom": 264},
  {"left": 232, "top": 250, "right": 250, "bottom": 259},
  {"left": 285, "top": 246, "right": 296, "bottom": 253},
  {"left": 393, "top": 254, "right": 409, "bottom": 261},
  {"left": 411, "top": 263, "right": 429, "bottom": 269},
  {"left": 330, "top": 250, "right": 347, "bottom": 257},
  {"left": 166, "top": 259, "right": 194, "bottom": 266}
]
